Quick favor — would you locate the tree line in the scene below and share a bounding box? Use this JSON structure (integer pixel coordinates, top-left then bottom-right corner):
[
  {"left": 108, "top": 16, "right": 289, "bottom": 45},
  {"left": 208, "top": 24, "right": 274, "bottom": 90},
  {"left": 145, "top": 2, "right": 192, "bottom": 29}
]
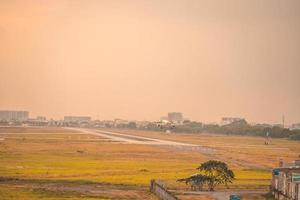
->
[
  {"left": 124, "top": 120, "right": 300, "bottom": 141},
  {"left": 173, "top": 120, "right": 300, "bottom": 140}
]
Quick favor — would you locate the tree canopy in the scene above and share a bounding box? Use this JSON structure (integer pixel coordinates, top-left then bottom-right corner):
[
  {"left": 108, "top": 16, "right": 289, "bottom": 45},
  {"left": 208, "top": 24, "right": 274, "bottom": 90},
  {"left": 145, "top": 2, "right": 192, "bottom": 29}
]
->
[
  {"left": 197, "top": 160, "right": 235, "bottom": 190},
  {"left": 178, "top": 160, "right": 235, "bottom": 191}
]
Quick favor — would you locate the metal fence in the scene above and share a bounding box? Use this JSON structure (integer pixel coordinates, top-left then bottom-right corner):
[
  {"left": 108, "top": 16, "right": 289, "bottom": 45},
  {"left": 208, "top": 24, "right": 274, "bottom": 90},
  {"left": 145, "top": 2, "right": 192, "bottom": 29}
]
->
[
  {"left": 272, "top": 170, "right": 300, "bottom": 200},
  {"left": 150, "top": 180, "right": 178, "bottom": 200}
]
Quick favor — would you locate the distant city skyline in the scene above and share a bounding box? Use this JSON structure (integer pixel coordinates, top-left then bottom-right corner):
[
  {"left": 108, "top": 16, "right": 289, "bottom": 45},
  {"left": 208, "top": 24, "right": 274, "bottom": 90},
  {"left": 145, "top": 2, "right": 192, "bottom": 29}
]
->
[
  {"left": 0, "top": 109, "right": 297, "bottom": 126},
  {"left": 0, "top": 1, "right": 299, "bottom": 125}
]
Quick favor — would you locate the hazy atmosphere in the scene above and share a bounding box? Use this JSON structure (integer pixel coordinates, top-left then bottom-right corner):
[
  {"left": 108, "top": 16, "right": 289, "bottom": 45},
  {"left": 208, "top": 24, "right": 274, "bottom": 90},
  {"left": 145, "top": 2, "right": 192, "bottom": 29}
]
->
[{"left": 0, "top": 0, "right": 299, "bottom": 124}]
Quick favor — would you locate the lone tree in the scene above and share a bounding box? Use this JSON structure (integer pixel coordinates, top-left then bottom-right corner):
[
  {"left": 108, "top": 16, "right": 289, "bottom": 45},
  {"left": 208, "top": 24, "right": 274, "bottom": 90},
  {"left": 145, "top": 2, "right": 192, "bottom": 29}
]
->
[
  {"left": 178, "top": 160, "right": 234, "bottom": 191},
  {"left": 197, "top": 160, "right": 234, "bottom": 191},
  {"left": 177, "top": 174, "right": 212, "bottom": 191}
]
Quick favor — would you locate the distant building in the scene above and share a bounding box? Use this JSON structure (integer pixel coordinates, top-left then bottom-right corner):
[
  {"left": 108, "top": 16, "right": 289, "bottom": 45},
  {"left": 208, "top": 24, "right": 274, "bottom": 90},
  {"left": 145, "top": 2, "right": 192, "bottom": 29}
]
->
[
  {"left": 0, "top": 110, "right": 29, "bottom": 121},
  {"left": 114, "top": 119, "right": 129, "bottom": 127},
  {"left": 271, "top": 158, "right": 300, "bottom": 200},
  {"left": 64, "top": 116, "right": 91, "bottom": 123},
  {"left": 48, "top": 119, "right": 64, "bottom": 127},
  {"left": 36, "top": 116, "right": 47, "bottom": 121},
  {"left": 255, "top": 123, "right": 273, "bottom": 128},
  {"left": 221, "top": 117, "right": 245, "bottom": 126},
  {"left": 291, "top": 123, "right": 300, "bottom": 130},
  {"left": 136, "top": 121, "right": 150, "bottom": 129},
  {"left": 167, "top": 112, "right": 183, "bottom": 123},
  {"left": 102, "top": 120, "right": 114, "bottom": 128},
  {"left": 273, "top": 124, "right": 284, "bottom": 128},
  {"left": 26, "top": 116, "right": 48, "bottom": 126}
]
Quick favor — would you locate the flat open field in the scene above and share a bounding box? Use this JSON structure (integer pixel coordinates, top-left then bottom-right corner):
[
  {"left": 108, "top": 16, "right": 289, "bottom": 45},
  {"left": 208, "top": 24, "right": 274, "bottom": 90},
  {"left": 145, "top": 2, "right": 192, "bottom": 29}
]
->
[
  {"left": 107, "top": 128, "right": 300, "bottom": 169},
  {"left": 0, "top": 127, "right": 298, "bottom": 199}
]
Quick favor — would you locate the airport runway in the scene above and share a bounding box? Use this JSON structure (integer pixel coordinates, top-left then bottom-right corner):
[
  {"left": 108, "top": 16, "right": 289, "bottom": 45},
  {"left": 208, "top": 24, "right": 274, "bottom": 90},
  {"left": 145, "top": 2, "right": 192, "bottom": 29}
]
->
[{"left": 73, "top": 128, "right": 199, "bottom": 146}]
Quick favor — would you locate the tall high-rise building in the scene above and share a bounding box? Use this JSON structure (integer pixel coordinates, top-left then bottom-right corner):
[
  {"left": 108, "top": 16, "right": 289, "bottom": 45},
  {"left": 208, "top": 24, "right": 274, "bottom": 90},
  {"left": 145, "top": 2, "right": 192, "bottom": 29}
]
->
[
  {"left": 168, "top": 112, "right": 183, "bottom": 122},
  {"left": 0, "top": 111, "right": 29, "bottom": 121}
]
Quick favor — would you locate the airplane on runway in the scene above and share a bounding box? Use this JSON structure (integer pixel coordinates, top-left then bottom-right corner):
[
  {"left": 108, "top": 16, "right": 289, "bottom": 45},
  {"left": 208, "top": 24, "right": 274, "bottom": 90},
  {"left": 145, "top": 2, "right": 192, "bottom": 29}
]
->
[{"left": 155, "top": 120, "right": 176, "bottom": 130}]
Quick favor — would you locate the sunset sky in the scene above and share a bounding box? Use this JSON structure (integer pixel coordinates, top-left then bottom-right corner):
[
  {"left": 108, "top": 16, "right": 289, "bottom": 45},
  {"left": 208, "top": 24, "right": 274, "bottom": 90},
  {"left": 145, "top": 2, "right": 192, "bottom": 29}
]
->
[{"left": 0, "top": 0, "right": 299, "bottom": 124}]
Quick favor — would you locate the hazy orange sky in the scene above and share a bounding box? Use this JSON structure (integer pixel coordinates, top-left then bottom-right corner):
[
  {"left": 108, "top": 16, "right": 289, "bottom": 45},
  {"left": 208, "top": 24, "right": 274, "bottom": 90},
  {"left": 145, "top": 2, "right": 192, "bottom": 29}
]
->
[{"left": 0, "top": 0, "right": 299, "bottom": 124}]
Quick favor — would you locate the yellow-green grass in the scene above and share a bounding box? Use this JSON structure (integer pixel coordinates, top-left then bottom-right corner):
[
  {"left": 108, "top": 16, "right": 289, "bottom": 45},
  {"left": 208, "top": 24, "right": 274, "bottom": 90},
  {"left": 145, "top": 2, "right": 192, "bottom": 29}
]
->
[
  {"left": 0, "top": 127, "right": 80, "bottom": 134},
  {"left": 0, "top": 131, "right": 204, "bottom": 187},
  {"left": 108, "top": 128, "right": 300, "bottom": 169},
  {"left": 0, "top": 185, "right": 110, "bottom": 200},
  {"left": 0, "top": 127, "right": 276, "bottom": 190}
]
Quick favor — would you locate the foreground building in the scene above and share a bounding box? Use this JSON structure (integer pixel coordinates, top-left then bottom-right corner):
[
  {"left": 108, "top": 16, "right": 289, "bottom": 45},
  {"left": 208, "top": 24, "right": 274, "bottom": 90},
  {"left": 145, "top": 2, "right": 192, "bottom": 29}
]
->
[
  {"left": 0, "top": 110, "right": 29, "bottom": 121},
  {"left": 272, "top": 159, "right": 300, "bottom": 200}
]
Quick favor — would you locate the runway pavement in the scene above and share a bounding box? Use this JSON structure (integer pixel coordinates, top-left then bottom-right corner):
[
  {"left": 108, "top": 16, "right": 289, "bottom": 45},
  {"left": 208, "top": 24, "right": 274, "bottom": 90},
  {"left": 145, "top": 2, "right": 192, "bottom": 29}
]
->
[{"left": 74, "top": 128, "right": 199, "bottom": 146}]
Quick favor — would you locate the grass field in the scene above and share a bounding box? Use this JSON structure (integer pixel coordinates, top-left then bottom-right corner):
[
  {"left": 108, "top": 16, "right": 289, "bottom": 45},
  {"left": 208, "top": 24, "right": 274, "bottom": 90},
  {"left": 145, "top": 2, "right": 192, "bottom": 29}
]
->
[
  {"left": 0, "top": 185, "right": 110, "bottom": 200},
  {"left": 109, "top": 128, "right": 300, "bottom": 169},
  {"left": 0, "top": 127, "right": 298, "bottom": 199}
]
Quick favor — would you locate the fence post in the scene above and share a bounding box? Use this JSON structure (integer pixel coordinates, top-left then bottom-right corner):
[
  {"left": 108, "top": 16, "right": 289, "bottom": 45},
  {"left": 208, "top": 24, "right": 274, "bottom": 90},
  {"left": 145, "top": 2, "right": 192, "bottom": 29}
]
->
[{"left": 149, "top": 179, "right": 178, "bottom": 200}]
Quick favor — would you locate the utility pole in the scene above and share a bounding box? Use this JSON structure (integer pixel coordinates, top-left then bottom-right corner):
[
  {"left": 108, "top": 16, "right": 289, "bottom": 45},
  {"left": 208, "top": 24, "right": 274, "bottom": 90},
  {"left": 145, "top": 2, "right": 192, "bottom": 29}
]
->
[{"left": 282, "top": 114, "right": 285, "bottom": 128}]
